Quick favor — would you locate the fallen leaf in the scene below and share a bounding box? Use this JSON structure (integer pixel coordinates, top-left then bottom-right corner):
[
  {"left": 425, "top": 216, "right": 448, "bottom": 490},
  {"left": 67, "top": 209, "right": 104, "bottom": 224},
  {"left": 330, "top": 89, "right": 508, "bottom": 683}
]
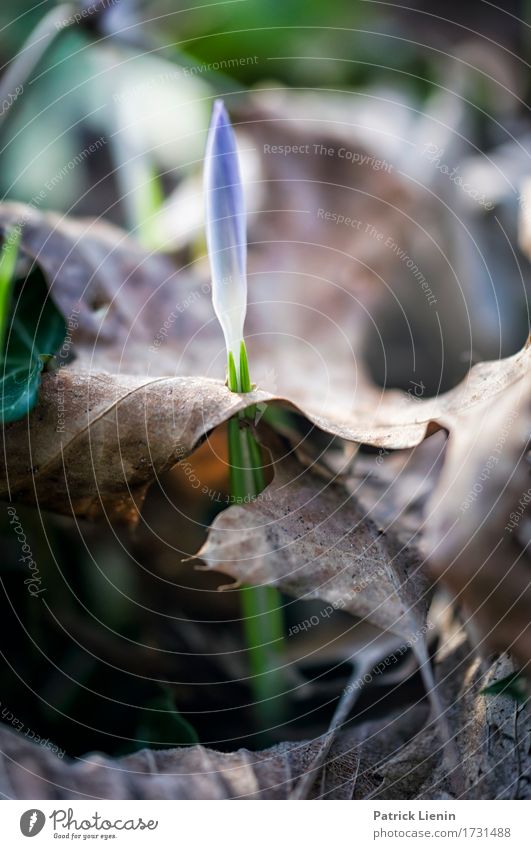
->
[
  {"left": 0, "top": 630, "right": 526, "bottom": 799},
  {"left": 0, "top": 703, "right": 422, "bottom": 800},
  {"left": 424, "top": 340, "right": 531, "bottom": 668},
  {"left": 197, "top": 433, "right": 463, "bottom": 768},
  {"left": 198, "top": 437, "right": 431, "bottom": 643},
  {"left": 0, "top": 370, "right": 255, "bottom": 522},
  {"left": 0, "top": 202, "right": 197, "bottom": 375},
  {"left": 2, "top": 321, "right": 528, "bottom": 523},
  {"left": 356, "top": 635, "right": 530, "bottom": 800},
  {"left": 0, "top": 203, "right": 529, "bottom": 672}
]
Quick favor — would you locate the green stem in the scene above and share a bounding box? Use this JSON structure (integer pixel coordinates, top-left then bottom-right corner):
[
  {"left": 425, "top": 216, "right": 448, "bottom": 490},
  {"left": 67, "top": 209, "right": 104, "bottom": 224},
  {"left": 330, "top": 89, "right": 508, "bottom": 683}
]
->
[{"left": 226, "top": 344, "right": 286, "bottom": 730}]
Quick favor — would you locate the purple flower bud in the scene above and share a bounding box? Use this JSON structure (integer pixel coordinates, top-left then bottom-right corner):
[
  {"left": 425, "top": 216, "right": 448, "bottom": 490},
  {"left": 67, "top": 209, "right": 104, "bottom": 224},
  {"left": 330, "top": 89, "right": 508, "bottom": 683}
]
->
[{"left": 204, "top": 99, "right": 247, "bottom": 379}]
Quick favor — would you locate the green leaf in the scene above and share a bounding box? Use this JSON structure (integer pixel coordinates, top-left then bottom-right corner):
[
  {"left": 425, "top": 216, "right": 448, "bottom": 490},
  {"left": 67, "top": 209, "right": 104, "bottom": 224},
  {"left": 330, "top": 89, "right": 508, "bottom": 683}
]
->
[
  {"left": 227, "top": 349, "right": 239, "bottom": 391},
  {"left": 227, "top": 342, "right": 253, "bottom": 393},
  {"left": 0, "top": 228, "right": 21, "bottom": 351},
  {"left": 239, "top": 339, "right": 252, "bottom": 392},
  {"left": 1, "top": 263, "right": 66, "bottom": 424}
]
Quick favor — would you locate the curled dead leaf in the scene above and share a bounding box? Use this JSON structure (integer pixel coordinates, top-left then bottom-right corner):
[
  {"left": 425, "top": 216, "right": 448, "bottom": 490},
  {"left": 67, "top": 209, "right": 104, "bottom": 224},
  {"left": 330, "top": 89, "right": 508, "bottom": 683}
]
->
[
  {"left": 198, "top": 438, "right": 430, "bottom": 643},
  {"left": 425, "top": 341, "right": 531, "bottom": 669}
]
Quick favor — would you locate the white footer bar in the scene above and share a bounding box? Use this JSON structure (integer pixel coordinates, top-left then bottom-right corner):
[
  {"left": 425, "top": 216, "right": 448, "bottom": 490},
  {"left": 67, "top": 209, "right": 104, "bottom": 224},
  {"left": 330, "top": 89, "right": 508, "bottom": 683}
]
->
[{"left": 1, "top": 799, "right": 529, "bottom": 848}]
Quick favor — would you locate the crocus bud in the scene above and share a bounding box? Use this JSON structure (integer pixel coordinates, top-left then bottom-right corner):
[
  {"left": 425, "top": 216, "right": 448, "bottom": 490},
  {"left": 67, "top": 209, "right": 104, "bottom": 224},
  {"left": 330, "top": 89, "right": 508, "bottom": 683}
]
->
[{"left": 204, "top": 99, "right": 248, "bottom": 391}]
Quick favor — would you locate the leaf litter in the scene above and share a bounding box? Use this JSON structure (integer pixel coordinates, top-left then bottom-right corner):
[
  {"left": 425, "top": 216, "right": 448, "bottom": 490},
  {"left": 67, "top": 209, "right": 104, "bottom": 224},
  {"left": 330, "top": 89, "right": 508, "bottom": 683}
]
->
[{"left": 0, "top": 92, "right": 530, "bottom": 799}]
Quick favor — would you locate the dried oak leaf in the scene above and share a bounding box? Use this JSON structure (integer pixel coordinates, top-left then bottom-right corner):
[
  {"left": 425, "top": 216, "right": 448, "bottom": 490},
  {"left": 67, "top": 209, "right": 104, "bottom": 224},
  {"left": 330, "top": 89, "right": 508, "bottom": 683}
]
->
[
  {"left": 198, "top": 443, "right": 430, "bottom": 644},
  {"left": 198, "top": 343, "right": 530, "bottom": 669},
  {"left": 0, "top": 708, "right": 421, "bottom": 800},
  {"left": 0, "top": 371, "right": 257, "bottom": 522},
  {"left": 0, "top": 200, "right": 529, "bottom": 547},
  {"left": 355, "top": 633, "right": 531, "bottom": 800},
  {"left": 457, "top": 653, "right": 530, "bottom": 799},
  {"left": 0, "top": 202, "right": 201, "bottom": 375},
  {"left": 10, "top": 637, "right": 524, "bottom": 801},
  {"left": 0, "top": 201, "right": 369, "bottom": 519},
  {"left": 1, "top": 643, "right": 524, "bottom": 800},
  {"left": 0, "top": 327, "right": 527, "bottom": 527},
  {"left": 424, "top": 339, "right": 531, "bottom": 668}
]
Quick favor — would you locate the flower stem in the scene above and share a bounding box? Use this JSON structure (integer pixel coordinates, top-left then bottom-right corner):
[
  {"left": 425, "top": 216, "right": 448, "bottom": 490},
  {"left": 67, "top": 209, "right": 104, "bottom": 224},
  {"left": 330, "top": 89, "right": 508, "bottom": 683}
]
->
[{"left": 227, "top": 345, "right": 286, "bottom": 729}]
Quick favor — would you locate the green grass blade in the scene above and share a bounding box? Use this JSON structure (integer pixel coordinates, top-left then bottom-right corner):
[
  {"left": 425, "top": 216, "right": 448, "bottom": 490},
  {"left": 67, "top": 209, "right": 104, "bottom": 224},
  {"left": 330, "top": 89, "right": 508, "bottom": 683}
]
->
[
  {"left": 0, "top": 228, "right": 21, "bottom": 356},
  {"left": 239, "top": 339, "right": 252, "bottom": 392},
  {"left": 227, "top": 350, "right": 239, "bottom": 391}
]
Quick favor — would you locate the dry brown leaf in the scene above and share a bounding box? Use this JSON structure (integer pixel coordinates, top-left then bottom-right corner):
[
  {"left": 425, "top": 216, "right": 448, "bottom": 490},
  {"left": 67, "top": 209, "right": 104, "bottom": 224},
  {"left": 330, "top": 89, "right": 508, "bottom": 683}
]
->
[
  {"left": 0, "top": 632, "right": 525, "bottom": 800},
  {"left": 0, "top": 713, "right": 416, "bottom": 800},
  {"left": 456, "top": 653, "right": 530, "bottom": 800},
  {"left": 197, "top": 435, "right": 462, "bottom": 769},
  {"left": 348, "top": 431, "right": 448, "bottom": 548},
  {"left": 2, "top": 196, "right": 527, "bottom": 429},
  {"left": 424, "top": 341, "right": 531, "bottom": 668},
  {"left": 355, "top": 634, "right": 530, "bottom": 800},
  {"left": 0, "top": 202, "right": 214, "bottom": 377},
  {"left": 1, "top": 304, "right": 527, "bottom": 524},
  {"left": 0, "top": 370, "right": 258, "bottom": 522},
  {"left": 1, "top": 202, "right": 529, "bottom": 673},
  {"left": 422, "top": 650, "right": 531, "bottom": 800}
]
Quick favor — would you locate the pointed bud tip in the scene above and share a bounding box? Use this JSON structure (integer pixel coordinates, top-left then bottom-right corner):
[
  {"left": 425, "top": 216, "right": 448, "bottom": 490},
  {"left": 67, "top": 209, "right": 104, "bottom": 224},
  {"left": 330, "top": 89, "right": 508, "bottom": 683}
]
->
[{"left": 210, "top": 98, "right": 229, "bottom": 130}]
